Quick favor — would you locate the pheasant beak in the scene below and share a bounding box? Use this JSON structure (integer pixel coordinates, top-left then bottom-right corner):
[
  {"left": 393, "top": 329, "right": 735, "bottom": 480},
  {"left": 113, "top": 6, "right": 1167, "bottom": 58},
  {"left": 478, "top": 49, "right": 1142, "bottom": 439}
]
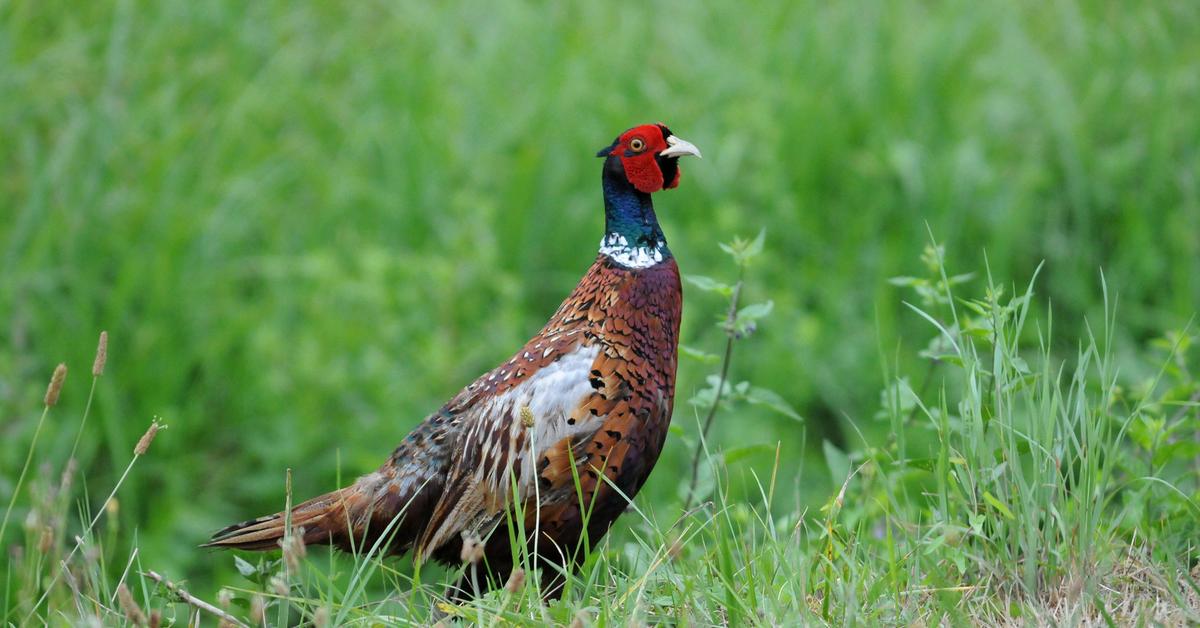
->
[{"left": 659, "top": 135, "right": 702, "bottom": 159}]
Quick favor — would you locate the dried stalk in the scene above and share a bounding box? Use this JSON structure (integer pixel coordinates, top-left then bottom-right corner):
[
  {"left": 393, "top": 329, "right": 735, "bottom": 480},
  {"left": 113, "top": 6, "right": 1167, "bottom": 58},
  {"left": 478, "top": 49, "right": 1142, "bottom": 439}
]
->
[{"left": 143, "top": 570, "right": 247, "bottom": 627}]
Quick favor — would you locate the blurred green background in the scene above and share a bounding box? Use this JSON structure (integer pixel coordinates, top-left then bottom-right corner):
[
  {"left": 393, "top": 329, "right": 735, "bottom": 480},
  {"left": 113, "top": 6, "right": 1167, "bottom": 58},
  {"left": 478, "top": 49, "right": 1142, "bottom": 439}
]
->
[{"left": 2, "top": 0, "right": 1198, "bottom": 592}]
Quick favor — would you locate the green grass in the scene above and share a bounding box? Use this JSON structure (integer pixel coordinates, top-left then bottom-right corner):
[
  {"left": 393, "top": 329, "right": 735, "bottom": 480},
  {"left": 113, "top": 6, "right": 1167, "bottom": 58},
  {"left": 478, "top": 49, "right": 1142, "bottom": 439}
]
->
[
  {"left": 2, "top": 0, "right": 1199, "bottom": 624},
  {"left": 4, "top": 247, "right": 1198, "bottom": 624}
]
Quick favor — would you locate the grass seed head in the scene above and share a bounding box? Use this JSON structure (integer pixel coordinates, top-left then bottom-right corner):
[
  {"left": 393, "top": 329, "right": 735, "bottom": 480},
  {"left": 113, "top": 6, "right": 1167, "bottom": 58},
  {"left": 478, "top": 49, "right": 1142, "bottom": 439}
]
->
[
  {"left": 504, "top": 568, "right": 525, "bottom": 593},
  {"left": 312, "top": 606, "right": 329, "bottom": 628},
  {"left": 280, "top": 528, "right": 307, "bottom": 571},
  {"left": 44, "top": 363, "right": 67, "bottom": 406},
  {"left": 135, "top": 421, "right": 163, "bottom": 455},
  {"left": 59, "top": 458, "right": 77, "bottom": 496},
  {"left": 37, "top": 525, "right": 54, "bottom": 554},
  {"left": 117, "top": 583, "right": 147, "bottom": 626},
  {"left": 216, "top": 590, "right": 239, "bottom": 628},
  {"left": 460, "top": 533, "right": 484, "bottom": 564},
  {"left": 250, "top": 594, "right": 266, "bottom": 625},
  {"left": 92, "top": 331, "right": 108, "bottom": 376}
]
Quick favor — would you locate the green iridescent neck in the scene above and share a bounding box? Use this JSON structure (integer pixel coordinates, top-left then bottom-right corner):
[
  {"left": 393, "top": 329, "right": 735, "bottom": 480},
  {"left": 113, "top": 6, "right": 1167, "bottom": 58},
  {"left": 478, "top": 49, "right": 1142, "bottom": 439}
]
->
[{"left": 599, "top": 157, "right": 669, "bottom": 268}]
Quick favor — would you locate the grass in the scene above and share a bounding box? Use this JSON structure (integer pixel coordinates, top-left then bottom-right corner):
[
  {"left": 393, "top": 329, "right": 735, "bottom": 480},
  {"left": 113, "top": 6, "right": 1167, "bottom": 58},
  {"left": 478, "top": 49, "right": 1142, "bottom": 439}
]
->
[
  {"left": 3, "top": 242, "right": 1198, "bottom": 624},
  {"left": 2, "top": 0, "right": 1199, "bottom": 624}
]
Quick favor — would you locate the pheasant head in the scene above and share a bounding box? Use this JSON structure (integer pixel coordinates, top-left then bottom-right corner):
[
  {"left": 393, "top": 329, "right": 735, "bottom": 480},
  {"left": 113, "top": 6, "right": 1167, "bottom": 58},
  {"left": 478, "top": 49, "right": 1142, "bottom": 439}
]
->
[
  {"left": 596, "top": 123, "right": 702, "bottom": 193},
  {"left": 595, "top": 123, "right": 701, "bottom": 268}
]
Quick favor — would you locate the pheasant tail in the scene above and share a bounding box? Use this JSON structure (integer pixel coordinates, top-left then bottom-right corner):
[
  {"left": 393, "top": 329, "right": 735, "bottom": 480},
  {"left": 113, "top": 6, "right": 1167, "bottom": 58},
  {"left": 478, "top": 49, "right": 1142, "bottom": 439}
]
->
[{"left": 204, "top": 467, "right": 436, "bottom": 553}]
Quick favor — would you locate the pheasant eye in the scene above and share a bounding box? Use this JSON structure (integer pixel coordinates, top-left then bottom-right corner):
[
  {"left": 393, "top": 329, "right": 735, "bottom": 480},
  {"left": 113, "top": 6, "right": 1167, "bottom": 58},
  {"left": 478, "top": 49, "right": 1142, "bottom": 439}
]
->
[{"left": 629, "top": 138, "right": 645, "bottom": 152}]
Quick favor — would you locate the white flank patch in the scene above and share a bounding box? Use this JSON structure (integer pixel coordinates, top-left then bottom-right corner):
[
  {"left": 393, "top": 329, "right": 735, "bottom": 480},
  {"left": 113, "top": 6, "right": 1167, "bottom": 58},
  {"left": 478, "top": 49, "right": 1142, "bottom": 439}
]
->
[
  {"left": 420, "top": 345, "right": 608, "bottom": 549},
  {"left": 515, "top": 344, "right": 602, "bottom": 460},
  {"left": 599, "top": 233, "right": 665, "bottom": 269},
  {"left": 462, "top": 345, "right": 602, "bottom": 494}
]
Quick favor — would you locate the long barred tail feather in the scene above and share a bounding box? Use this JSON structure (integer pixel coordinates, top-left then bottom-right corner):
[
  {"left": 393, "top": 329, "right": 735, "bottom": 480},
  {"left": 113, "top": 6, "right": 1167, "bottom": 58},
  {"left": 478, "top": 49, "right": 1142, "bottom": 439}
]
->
[
  {"left": 203, "top": 486, "right": 359, "bottom": 551},
  {"left": 204, "top": 465, "right": 442, "bottom": 557}
]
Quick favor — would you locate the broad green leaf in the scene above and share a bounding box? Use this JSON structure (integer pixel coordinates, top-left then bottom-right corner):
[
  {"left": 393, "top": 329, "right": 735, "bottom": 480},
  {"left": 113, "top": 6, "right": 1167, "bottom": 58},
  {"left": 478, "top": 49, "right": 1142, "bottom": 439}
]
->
[
  {"left": 879, "top": 377, "right": 918, "bottom": 414},
  {"left": 902, "top": 457, "right": 936, "bottom": 471},
  {"left": 684, "top": 274, "right": 731, "bottom": 295},
  {"left": 823, "top": 440, "right": 850, "bottom": 488},
  {"left": 1153, "top": 441, "right": 1200, "bottom": 467},
  {"left": 724, "top": 443, "right": 776, "bottom": 465},
  {"left": 234, "top": 555, "right": 258, "bottom": 579},
  {"left": 887, "top": 276, "right": 924, "bottom": 287},
  {"left": 719, "top": 228, "right": 767, "bottom": 266},
  {"left": 745, "top": 386, "right": 803, "bottom": 422},
  {"left": 737, "top": 300, "right": 774, "bottom": 322},
  {"left": 680, "top": 344, "right": 720, "bottom": 364},
  {"left": 982, "top": 491, "right": 1015, "bottom": 520},
  {"left": 743, "top": 228, "right": 766, "bottom": 261}
]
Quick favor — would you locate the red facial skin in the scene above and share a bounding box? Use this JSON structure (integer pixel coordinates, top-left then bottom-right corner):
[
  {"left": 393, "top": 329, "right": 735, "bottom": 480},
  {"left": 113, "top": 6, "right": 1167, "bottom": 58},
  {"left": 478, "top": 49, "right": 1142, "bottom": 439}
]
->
[{"left": 605, "top": 124, "right": 683, "bottom": 194}]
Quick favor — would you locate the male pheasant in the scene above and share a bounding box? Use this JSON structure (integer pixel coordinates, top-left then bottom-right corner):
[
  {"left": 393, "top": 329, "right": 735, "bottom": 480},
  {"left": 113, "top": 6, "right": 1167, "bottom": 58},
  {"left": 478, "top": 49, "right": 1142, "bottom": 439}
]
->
[{"left": 206, "top": 123, "right": 701, "bottom": 597}]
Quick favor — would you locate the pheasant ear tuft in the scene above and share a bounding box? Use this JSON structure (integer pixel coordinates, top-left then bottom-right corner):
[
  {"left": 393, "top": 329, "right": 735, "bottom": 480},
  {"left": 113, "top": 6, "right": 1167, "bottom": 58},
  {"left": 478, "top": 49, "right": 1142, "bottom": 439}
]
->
[{"left": 596, "top": 138, "right": 619, "bottom": 157}]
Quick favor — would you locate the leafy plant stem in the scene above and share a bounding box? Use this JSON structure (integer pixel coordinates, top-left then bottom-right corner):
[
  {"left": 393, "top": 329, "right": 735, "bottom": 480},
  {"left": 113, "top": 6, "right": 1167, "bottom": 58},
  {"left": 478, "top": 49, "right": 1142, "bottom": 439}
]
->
[{"left": 683, "top": 271, "right": 744, "bottom": 511}]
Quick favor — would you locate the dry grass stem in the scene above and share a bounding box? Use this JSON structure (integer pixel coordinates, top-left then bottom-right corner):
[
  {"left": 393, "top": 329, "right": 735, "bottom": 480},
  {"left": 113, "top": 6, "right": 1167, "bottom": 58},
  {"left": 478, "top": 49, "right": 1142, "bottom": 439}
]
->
[{"left": 143, "top": 570, "right": 247, "bottom": 627}]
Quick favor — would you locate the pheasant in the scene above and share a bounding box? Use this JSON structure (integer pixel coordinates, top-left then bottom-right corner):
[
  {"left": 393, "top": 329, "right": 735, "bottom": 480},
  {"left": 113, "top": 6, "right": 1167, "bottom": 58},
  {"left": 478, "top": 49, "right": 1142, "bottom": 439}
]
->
[{"left": 206, "top": 123, "right": 701, "bottom": 597}]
